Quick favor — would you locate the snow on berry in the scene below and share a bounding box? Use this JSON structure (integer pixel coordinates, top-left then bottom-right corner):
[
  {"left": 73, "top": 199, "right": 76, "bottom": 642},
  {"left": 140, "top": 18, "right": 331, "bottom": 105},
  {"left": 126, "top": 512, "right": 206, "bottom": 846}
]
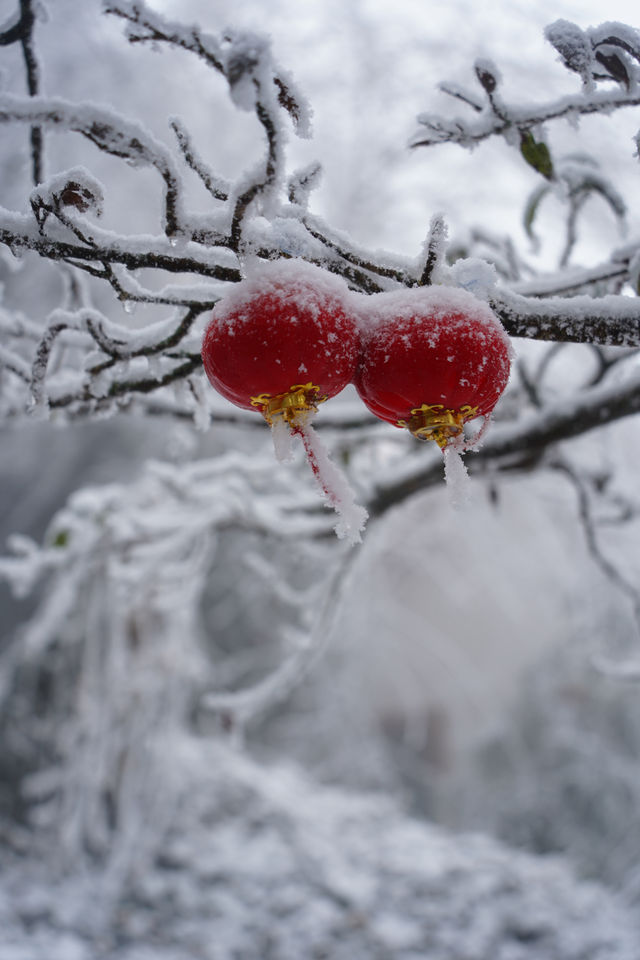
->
[
  {"left": 355, "top": 285, "right": 512, "bottom": 445},
  {"left": 201, "top": 258, "right": 367, "bottom": 543},
  {"left": 355, "top": 285, "right": 512, "bottom": 501}
]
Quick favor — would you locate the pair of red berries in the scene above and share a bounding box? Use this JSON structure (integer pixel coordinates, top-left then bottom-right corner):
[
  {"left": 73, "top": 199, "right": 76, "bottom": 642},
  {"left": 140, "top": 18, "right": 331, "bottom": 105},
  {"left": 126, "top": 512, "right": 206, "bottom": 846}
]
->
[{"left": 201, "top": 258, "right": 511, "bottom": 450}]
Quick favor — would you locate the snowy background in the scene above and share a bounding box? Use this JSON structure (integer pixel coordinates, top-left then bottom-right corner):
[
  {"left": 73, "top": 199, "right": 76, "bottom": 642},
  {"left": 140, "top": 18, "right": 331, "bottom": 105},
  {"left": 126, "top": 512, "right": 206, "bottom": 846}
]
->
[{"left": 3, "top": 0, "right": 640, "bottom": 956}]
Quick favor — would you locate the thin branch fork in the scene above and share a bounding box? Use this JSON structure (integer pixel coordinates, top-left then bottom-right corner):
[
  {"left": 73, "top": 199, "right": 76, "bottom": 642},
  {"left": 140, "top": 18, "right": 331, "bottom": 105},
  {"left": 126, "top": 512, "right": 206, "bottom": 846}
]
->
[
  {"left": 302, "top": 215, "right": 413, "bottom": 287},
  {"left": 0, "top": 94, "right": 183, "bottom": 234},
  {"left": 85, "top": 305, "right": 202, "bottom": 362},
  {"left": 104, "top": 0, "right": 306, "bottom": 131},
  {"left": 103, "top": 2, "right": 226, "bottom": 72}
]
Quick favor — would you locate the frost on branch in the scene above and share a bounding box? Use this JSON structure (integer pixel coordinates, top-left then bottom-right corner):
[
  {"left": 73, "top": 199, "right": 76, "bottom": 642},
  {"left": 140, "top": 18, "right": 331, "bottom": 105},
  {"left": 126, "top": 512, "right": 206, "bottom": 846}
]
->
[
  {"left": 2, "top": 3, "right": 640, "bottom": 449},
  {"left": 30, "top": 166, "right": 105, "bottom": 229},
  {"left": 0, "top": 452, "right": 343, "bottom": 878},
  {"left": 412, "top": 19, "right": 640, "bottom": 154}
]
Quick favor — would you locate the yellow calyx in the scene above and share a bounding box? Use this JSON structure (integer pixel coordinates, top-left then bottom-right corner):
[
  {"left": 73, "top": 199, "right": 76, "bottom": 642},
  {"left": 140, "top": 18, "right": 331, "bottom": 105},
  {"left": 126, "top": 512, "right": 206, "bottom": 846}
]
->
[
  {"left": 250, "top": 382, "right": 328, "bottom": 426},
  {"left": 397, "top": 403, "right": 479, "bottom": 448}
]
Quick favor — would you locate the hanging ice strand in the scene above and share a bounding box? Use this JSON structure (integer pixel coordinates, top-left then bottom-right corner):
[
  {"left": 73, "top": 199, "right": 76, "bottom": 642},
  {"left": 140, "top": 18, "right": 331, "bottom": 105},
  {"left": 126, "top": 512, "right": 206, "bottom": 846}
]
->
[
  {"left": 354, "top": 285, "right": 513, "bottom": 502},
  {"left": 201, "top": 259, "right": 368, "bottom": 544}
]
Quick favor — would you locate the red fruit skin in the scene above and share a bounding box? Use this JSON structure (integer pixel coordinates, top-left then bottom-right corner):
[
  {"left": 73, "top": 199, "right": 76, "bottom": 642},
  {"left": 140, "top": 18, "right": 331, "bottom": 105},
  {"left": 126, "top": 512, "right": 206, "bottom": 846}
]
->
[
  {"left": 202, "top": 261, "right": 359, "bottom": 411},
  {"left": 354, "top": 289, "right": 512, "bottom": 427}
]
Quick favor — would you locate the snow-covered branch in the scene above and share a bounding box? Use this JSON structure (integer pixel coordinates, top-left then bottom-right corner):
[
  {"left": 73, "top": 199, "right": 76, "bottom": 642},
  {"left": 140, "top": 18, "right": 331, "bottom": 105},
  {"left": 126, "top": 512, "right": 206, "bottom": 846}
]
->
[
  {"left": 103, "top": 0, "right": 311, "bottom": 136},
  {"left": 0, "top": 6, "right": 640, "bottom": 458},
  {"left": 412, "top": 21, "right": 640, "bottom": 156},
  {"left": 367, "top": 363, "right": 640, "bottom": 515},
  {"left": 411, "top": 85, "right": 640, "bottom": 151},
  {"left": 0, "top": 94, "right": 184, "bottom": 233},
  {"left": 0, "top": 0, "right": 44, "bottom": 183},
  {"left": 492, "top": 288, "right": 640, "bottom": 346},
  {"left": 0, "top": 208, "right": 240, "bottom": 284}
]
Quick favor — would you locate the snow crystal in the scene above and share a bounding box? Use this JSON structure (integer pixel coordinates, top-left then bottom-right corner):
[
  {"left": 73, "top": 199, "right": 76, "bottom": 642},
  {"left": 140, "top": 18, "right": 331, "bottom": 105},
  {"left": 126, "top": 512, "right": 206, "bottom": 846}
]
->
[
  {"left": 448, "top": 257, "right": 498, "bottom": 301},
  {"left": 356, "top": 284, "right": 511, "bottom": 363},
  {"left": 443, "top": 443, "right": 470, "bottom": 507},
  {"left": 213, "top": 256, "right": 353, "bottom": 330}
]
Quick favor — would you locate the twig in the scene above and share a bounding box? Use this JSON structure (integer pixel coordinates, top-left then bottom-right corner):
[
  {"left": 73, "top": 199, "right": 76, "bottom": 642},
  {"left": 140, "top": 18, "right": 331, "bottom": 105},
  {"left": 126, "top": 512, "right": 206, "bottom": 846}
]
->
[
  {"left": 552, "top": 458, "right": 640, "bottom": 615},
  {"left": 0, "top": 214, "right": 241, "bottom": 283},
  {"left": 230, "top": 101, "right": 279, "bottom": 250},
  {"left": 19, "top": 0, "right": 44, "bottom": 183},
  {"left": 29, "top": 320, "right": 70, "bottom": 408},
  {"left": 419, "top": 214, "right": 447, "bottom": 286},
  {"left": 302, "top": 215, "right": 413, "bottom": 285},
  {"left": 491, "top": 289, "right": 640, "bottom": 346},
  {"left": 411, "top": 88, "right": 640, "bottom": 150},
  {"left": 0, "top": 94, "right": 182, "bottom": 233},
  {"left": 367, "top": 365, "right": 640, "bottom": 516},
  {"left": 169, "top": 117, "right": 229, "bottom": 201}
]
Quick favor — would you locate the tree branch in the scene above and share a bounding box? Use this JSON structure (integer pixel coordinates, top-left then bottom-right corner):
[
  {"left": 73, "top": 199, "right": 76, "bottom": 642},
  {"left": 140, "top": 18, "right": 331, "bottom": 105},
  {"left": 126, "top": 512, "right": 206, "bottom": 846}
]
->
[
  {"left": 411, "top": 88, "right": 640, "bottom": 151},
  {"left": 0, "top": 210, "right": 241, "bottom": 284},
  {"left": 367, "top": 366, "right": 640, "bottom": 516},
  {"left": 492, "top": 289, "right": 640, "bottom": 346},
  {"left": 18, "top": 0, "right": 44, "bottom": 183},
  {"left": 169, "top": 117, "right": 229, "bottom": 201},
  {"left": 0, "top": 94, "right": 183, "bottom": 233}
]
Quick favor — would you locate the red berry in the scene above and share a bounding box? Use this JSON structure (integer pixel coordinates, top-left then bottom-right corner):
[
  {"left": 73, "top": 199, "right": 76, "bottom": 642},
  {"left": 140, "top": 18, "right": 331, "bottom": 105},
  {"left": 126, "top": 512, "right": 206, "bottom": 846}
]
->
[
  {"left": 354, "top": 286, "right": 512, "bottom": 447},
  {"left": 201, "top": 259, "right": 359, "bottom": 424}
]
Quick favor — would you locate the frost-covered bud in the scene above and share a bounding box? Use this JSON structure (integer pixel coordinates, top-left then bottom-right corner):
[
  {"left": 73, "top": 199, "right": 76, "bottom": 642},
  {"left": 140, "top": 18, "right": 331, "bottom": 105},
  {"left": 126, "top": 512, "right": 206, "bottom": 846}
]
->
[
  {"left": 474, "top": 58, "right": 501, "bottom": 94},
  {"left": 57, "top": 181, "right": 102, "bottom": 214},
  {"left": 30, "top": 166, "right": 105, "bottom": 228}
]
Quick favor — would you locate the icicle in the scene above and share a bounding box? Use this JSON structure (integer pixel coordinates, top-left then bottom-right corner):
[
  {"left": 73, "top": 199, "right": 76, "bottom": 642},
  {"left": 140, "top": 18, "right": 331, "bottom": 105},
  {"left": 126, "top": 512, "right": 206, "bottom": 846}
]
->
[
  {"left": 290, "top": 411, "right": 368, "bottom": 545},
  {"left": 271, "top": 415, "right": 295, "bottom": 463},
  {"left": 443, "top": 441, "right": 471, "bottom": 508}
]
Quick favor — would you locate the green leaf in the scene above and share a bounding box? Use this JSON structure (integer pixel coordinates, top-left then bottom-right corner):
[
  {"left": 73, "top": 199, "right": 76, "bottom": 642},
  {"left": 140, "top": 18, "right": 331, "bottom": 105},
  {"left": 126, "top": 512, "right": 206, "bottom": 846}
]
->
[
  {"left": 52, "top": 530, "right": 69, "bottom": 548},
  {"left": 523, "top": 182, "right": 550, "bottom": 246},
  {"left": 520, "top": 131, "right": 553, "bottom": 180}
]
